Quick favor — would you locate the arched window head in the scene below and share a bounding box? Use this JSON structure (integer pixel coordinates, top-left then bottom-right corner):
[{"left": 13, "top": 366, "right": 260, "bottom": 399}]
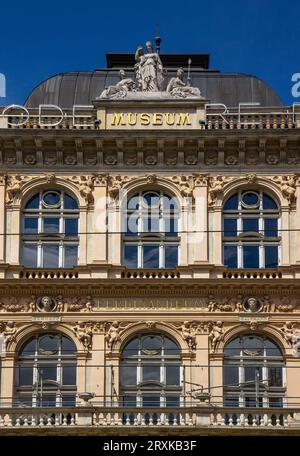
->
[
  {"left": 15, "top": 333, "right": 77, "bottom": 407},
  {"left": 120, "top": 333, "right": 181, "bottom": 419},
  {"left": 123, "top": 190, "right": 179, "bottom": 268},
  {"left": 22, "top": 190, "right": 79, "bottom": 268},
  {"left": 223, "top": 334, "right": 284, "bottom": 409},
  {"left": 223, "top": 190, "right": 280, "bottom": 269}
]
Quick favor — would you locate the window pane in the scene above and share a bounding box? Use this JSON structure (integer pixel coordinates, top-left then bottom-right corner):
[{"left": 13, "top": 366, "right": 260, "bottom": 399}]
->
[
  {"left": 39, "top": 395, "right": 57, "bottom": 407},
  {"left": 38, "top": 335, "right": 59, "bottom": 354},
  {"left": 62, "top": 395, "right": 76, "bottom": 406},
  {"left": 120, "top": 366, "right": 137, "bottom": 386},
  {"left": 62, "top": 366, "right": 76, "bottom": 385},
  {"left": 122, "top": 338, "right": 139, "bottom": 356},
  {"left": 20, "top": 339, "right": 36, "bottom": 356},
  {"left": 42, "top": 245, "right": 59, "bottom": 268},
  {"left": 224, "top": 396, "right": 239, "bottom": 407},
  {"left": 25, "top": 194, "right": 39, "bottom": 209},
  {"left": 265, "top": 339, "right": 282, "bottom": 357},
  {"left": 39, "top": 366, "right": 57, "bottom": 382},
  {"left": 64, "top": 245, "right": 78, "bottom": 268},
  {"left": 242, "top": 192, "right": 259, "bottom": 206},
  {"left": 143, "top": 245, "right": 159, "bottom": 268},
  {"left": 245, "top": 396, "right": 263, "bottom": 407},
  {"left": 142, "top": 396, "right": 160, "bottom": 407},
  {"left": 126, "top": 214, "right": 139, "bottom": 235},
  {"left": 142, "top": 365, "right": 160, "bottom": 382},
  {"left": 224, "top": 338, "right": 241, "bottom": 357},
  {"left": 243, "top": 245, "right": 259, "bottom": 268},
  {"left": 265, "top": 246, "right": 278, "bottom": 268},
  {"left": 43, "top": 218, "right": 60, "bottom": 233},
  {"left": 224, "top": 194, "right": 238, "bottom": 210},
  {"left": 166, "top": 396, "right": 180, "bottom": 407},
  {"left": 24, "top": 217, "right": 38, "bottom": 234},
  {"left": 243, "top": 218, "right": 259, "bottom": 232},
  {"left": 18, "top": 367, "right": 33, "bottom": 386},
  {"left": 264, "top": 219, "right": 278, "bottom": 237},
  {"left": 263, "top": 194, "right": 278, "bottom": 209},
  {"left": 65, "top": 219, "right": 78, "bottom": 236},
  {"left": 124, "top": 245, "right": 138, "bottom": 268},
  {"left": 143, "top": 216, "right": 159, "bottom": 233},
  {"left": 165, "top": 217, "right": 178, "bottom": 236},
  {"left": 166, "top": 365, "right": 180, "bottom": 385},
  {"left": 164, "top": 338, "right": 180, "bottom": 355},
  {"left": 122, "top": 395, "right": 137, "bottom": 407},
  {"left": 22, "top": 244, "right": 38, "bottom": 267},
  {"left": 244, "top": 366, "right": 262, "bottom": 384},
  {"left": 224, "top": 218, "right": 237, "bottom": 237},
  {"left": 268, "top": 367, "right": 282, "bottom": 387},
  {"left": 64, "top": 194, "right": 78, "bottom": 209},
  {"left": 224, "top": 366, "right": 239, "bottom": 386},
  {"left": 224, "top": 245, "right": 237, "bottom": 268},
  {"left": 43, "top": 192, "right": 61, "bottom": 206},
  {"left": 165, "top": 246, "right": 178, "bottom": 268},
  {"left": 269, "top": 397, "right": 283, "bottom": 408},
  {"left": 61, "top": 337, "right": 76, "bottom": 355}
]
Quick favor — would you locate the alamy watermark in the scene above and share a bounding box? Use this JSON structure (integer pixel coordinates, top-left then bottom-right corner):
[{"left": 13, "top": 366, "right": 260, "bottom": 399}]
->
[
  {"left": 0, "top": 74, "right": 6, "bottom": 98},
  {"left": 292, "top": 73, "right": 300, "bottom": 98}
]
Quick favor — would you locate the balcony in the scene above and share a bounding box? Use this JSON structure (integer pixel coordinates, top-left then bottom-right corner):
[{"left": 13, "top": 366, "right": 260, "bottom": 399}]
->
[{"left": 0, "top": 406, "right": 299, "bottom": 435}]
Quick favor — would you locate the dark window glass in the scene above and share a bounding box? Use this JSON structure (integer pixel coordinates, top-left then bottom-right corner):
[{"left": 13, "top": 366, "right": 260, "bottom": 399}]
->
[
  {"left": 166, "top": 396, "right": 180, "bottom": 407},
  {"left": 243, "top": 218, "right": 259, "bottom": 233},
  {"left": 62, "top": 395, "right": 76, "bottom": 406},
  {"left": 269, "top": 397, "right": 283, "bottom": 407},
  {"left": 243, "top": 245, "right": 259, "bottom": 268},
  {"left": 143, "top": 245, "right": 159, "bottom": 268},
  {"left": 64, "top": 245, "right": 78, "bottom": 268},
  {"left": 143, "top": 216, "right": 160, "bottom": 233},
  {"left": 120, "top": 366, "right": 137, "bottom": 386},
  {"left": 62, "top": 366, "right": 76, "bottom": 385},
  {"left": 245, "top": 396, "right": 263, "bottom": 407},
  {"left": 42, "top": 245, "right": 59, "bottom": 268},
  {"left": 224, "top": 194, "right": 238, "bottom": 210},
  {"left": 166, "top": 365, "right": 180, "bottom": 385},
  {"left": 264, "top": 219, "right": 278, "bottom": 237},
  {"left": 165, "top": 246, "right": 178, "bottom": 268},
  {"left": 164, "top": 338, "right": 180, "bottom": 355},
  {"left": 265, "top": 339, "right": 282, "bottom": 357},
  {"left": 43, "top": 218, "right": 60, "bottom": 233},
  {"left": 224, "top": 366, "right": 239, "bottom": 386},
  {"left": 244, "top": 366, "right": 262, "bottom": 384},
  {"left": 25, "top": 194, "right": 39, "bottom": 209},
  {"left": 122, "top": 395, "right": 137, "bottom": 407},
  {"left": 18, "top": 367, "right": 33, "bottom": 386},
  {"left": 165, "top": 218, "right": 178, "bottom": 236},
  {"left": 124, "top": 245, "right": 138, "bottom": 268},
  {"left": 126, "top": 215, "right": 139, "bottom": 235},
  {"left": 224, "top": 396, "right": 239, "bottom": 407},
  {"left": 224, "top": 218, "right": 237, "bottom": 237},
  {"left": 142, "top": 365, "right": 160, "bottom": 382},
  {"left": 263, "top": 194, "right": 278, "bottom": 209},
  {"left": 24, "top": 217, "right": 38, "bottom": 234},
  {"left": 224, "top": 338, "right": 241, "bottom": 357},
  {"left": 22, "top": 244, "right": 38, "bottom": 267},
  {"left": 61, "top": 337, "right": 76, "bottom": 354},
  {"left": 142, "top": 396, "right": 160, "bottom": 407},
  {"left": 64, "top": 194, "right": 78, "bottom": 209},
  {"left": 122, "top": 338, "right": 139, "bottom": 356},
  {"left": 20, "top": 338, "right": 36, "bottom": 356},
  {"left": 39, "top": 366, "right": 57, "bottom": 382},
  {"left": 268, "top": 367, "right": 282, "bottom": 387},
  {"left": 65, "top": 219, "right": 78, "bottom": 236},
  {"left": 142, "top": 336, "right": 162, "bottom": 353},
  {"left": 224, "top": 245, "right": 237, "bottom": 268},
  {"left": 39, "top": 395, "right": 57, "bottom": 407},
  {"left": 265, "top": 246, "right": 278, "bottom": 268}
]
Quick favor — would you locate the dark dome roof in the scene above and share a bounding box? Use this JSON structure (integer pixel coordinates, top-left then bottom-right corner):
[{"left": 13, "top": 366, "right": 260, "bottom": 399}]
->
[{"left": 25, "top": 63, "right": 282, "bottom": 108}]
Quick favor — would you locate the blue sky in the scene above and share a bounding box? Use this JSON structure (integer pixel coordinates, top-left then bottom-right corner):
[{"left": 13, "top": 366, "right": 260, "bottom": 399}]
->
[{"left": 0, "top": 0, "right": 299, "bottom": 105}]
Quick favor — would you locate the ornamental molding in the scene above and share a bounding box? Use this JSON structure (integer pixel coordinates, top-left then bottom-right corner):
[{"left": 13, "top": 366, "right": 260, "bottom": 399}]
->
[
  {"left": 280, "top": 321, "right": 300, "bottom": 357},
  {"left": 72, "top": 321, "right": 104, "bottom": 352}
]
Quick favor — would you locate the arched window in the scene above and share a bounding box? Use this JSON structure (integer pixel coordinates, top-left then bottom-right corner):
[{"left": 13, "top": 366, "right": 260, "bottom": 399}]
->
[
  {"left": 223, "top": 334, "right": 285, "bottom": 408},
  {"left": 22, "top": 190, "right": 79, "bottom": 268},
  {"left": 15, "top": 333, "right": 77, "bottom": 407},
  {"left": 120, "top": 334, "right": 182, "bottom": 413},
  {"left": 123, "top": 191, "right": 179, "bottom": 268},
  {"left": 223, "top": 190, "right": 280, "bottom": 268}
]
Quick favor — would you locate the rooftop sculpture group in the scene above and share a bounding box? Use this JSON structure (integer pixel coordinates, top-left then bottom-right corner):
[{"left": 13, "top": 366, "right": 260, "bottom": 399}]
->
[{"left": 99, "top": 41, "right": 203, "bottom": 100}]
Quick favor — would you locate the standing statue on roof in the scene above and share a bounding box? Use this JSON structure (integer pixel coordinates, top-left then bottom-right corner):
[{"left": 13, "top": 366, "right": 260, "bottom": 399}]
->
[{"left": 135, "top": 41, "right": 165, "bottom": 92}]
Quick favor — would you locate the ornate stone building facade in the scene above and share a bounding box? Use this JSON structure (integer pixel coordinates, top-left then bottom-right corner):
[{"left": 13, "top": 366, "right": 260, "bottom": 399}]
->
[{"left": 0, "top": 41, "right": 300, "bottom": 435}]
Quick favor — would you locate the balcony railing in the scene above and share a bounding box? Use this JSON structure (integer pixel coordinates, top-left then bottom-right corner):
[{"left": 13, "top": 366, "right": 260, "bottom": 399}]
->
[{"left": 0, "top": 406, "right": 298, "bottom": 431}]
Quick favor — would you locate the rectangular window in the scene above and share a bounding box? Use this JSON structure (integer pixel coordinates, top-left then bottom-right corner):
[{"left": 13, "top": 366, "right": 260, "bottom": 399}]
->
[
  {"left": 18, "top": 367, "right": 33, "bottom": 386},
  {"left": 64, "top": 245, "right": 78, "bottom": 268},
  {"left": 65, "top": 219, "right": 78, "bottom": 236},
  {"left": 39, "top": 366, "right": 57, "bottom": 382},
  {"left": 43, "top": 217, "right": 60, "bottom": 233},
  {"left": 166, "top": 365, "right": 180, "bottom": 385},
  {"left": 223, "top": 365, "right": 239, "bottom": 386},
  {"left": 22, "top": 244, "right": 38, "bottom": 267},
  {"left": 224, "top": 245, "right": 237, "bottom": 268},
  {"left": 264, "top": 219, "right": 278, "bottom": 237},
  {"left": 165, "top": 217, "right": 178, "bottom": 236},
  {"left": 62, "top": 366, "right": 76, "bottom": 385},
  {"left": 142, "top": 395, "right": 160, "bottom": 407},
  {"left": 268, "top": 367, "right": 283, "bottom": 387},
  {"left": 224, "top": 218, "right": 237, "bottom": 237},
  {"left": 165, "top": 246, "right": 178, "bottom": 268},
  {"left": 265, "top": 246, "right": 278, "bottom": 268},
  {"left": 24, "top": 217, "right": 38, "bottom": 234},
  {"left": 124, "top": 245, "right": 138, "bottom": 268},
  {"left": 143, "top": 245, "right": 159, "bottom": 268},
  {"left": 62, "top": 394, "right": 76, "bottom": 406},
  {"left": 120, "top": 366, "right": 137, "bottom": 386},
  {"left": 42, "top": 245, "right": 59, "bottom": 268},
  {"left": 243, "top": 245, "right": 259, "bottom": 268},
  {"left": 243, "top": 218, "right": 259, "bottom": 233},
  {"left": 142, "top": 365, "right": 160, "bottom": 382},
  {"left": 143, "top": 216, "right": 160, "bottom": 233}
]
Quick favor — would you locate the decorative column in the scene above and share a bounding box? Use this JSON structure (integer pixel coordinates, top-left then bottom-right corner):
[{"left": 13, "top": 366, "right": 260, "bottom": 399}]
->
[
  {"left": 281, "top": 205, "right": 290, "bottom": 265},
  {"left": 192, "top": 176, "right": 208, "bottom": 263},
  {"left": 91, "top": 175, "right": 108, "bottom": 264},
  {"left": 0, "top": 176, "right": 6, "bottom": 264},
  {"left": 1, "top": 353, "right": 15, "bottom": 407}
]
